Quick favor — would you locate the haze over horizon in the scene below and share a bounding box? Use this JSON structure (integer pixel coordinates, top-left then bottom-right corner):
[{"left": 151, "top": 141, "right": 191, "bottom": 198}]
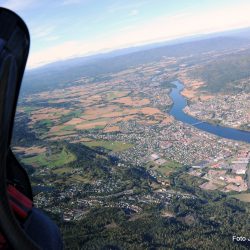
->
[{"left": 2, "top": 0, "right": 250, "bottom": 68}]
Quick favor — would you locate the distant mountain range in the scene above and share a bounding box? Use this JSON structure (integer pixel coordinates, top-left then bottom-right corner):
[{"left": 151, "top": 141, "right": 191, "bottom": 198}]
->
[{"left": 22, "top": 27, "right": 250, "bottom": 94}]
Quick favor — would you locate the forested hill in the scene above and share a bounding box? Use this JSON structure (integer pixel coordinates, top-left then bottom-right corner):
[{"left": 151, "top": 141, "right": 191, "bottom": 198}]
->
[
  {"left": 189, "top": 48, "right": 250, "bottom": 93},
  {"left": 22, "top": 34, "right": 250, "bottom": 94}
]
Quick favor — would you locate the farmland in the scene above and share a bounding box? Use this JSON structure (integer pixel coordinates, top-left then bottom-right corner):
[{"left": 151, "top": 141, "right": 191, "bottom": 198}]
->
[
  {"left": 11, "top": 34, "right": 250, "bottom": 249},
  {"left": 21, "top": 146, "right": 76, "bottom": 168},
  {"left": 82, "top": 139, "right": 133, "bottom": 152}
]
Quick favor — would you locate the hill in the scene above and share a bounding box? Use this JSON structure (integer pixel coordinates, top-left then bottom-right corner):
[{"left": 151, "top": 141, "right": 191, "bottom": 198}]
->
[
  {"left": 189, "top": 49, "right": 250, "bottom": 93},
  {"left": 22, "top": 34, "right": 250, "bottom": 94}
]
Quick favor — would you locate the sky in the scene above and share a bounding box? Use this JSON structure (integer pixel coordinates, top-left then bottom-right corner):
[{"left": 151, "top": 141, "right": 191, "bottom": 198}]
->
[{"left": 2, "top": 0, "right": 250, "bottom": 69}]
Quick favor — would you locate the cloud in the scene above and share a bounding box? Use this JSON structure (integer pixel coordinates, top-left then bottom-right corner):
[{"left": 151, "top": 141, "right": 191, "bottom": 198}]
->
[
  {"left": 2, "top": 0, "right": 37, "bottom": 11},
  {"left": 28, "top": 41, "right": 85, "bottom": 68},
  {"left": 27, "top": 2, "right": 250, "bottom": 68},
  {"left": 27, "top": 37, "right": 128, "bottom": 68},
  {"left": 129, "top": 9, "right": 139, "bottom": 16},
  {"left": 32, "top": 25, "right": 56, "bottom": 39},
  {"left": 61, "top": 0, "right": 85, "bottom": 6},
  {"left": 106, "top": 3, "right": 250, "bottom": 47},
  {"left": 29, "top": 24, "right": 60, "bottom": 42},
  {"left": 107, "top": 1, "right": 147, "bottom": 14},
  {"left": 43, "top": 36, "right": 59, "bottom": 41}
]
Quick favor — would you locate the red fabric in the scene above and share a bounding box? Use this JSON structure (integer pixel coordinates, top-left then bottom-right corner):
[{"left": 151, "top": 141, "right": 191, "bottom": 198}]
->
[
  {"left": 8, "top": 200, "right": 28, "bottom": 219},
  {"left": 7, "top": 185, "right": 32, "bottom": 211},
  {"left": 0, "top": 186, "right": 32, "bottom": 248},
  {"left": 7, "top": 185, "right": 32, "bottom": 219}
]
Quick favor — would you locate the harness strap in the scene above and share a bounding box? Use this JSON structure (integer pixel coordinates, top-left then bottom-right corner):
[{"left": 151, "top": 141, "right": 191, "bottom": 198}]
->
[
  {"left": 0, "top": 185, "right": 33, "bottom": 247},
  {"left": 7, "top": 185, "right": 33, "bottom": 219}
]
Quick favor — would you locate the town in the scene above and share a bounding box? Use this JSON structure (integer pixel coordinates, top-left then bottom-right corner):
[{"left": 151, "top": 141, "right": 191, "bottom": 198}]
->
[{"left": 12, "top": 52, "right": 250, "bottom": 223}]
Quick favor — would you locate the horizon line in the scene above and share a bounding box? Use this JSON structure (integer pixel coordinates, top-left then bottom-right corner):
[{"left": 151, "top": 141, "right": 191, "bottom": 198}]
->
[{"left": 26, "top": 25, "right": 250, "bottom": 71}]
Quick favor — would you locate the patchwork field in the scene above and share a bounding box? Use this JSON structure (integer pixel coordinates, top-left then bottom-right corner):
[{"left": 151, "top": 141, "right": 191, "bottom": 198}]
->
[
  {"left": 112, "top": 96, "right": 150, "bottom": 106},
  {"left": 13, "top": 146, "right": 46, "bottom": 155},
  {"left": 22, "top": 82, "right": 174, "bottom": 143},
  {"left": 18, "top": 69, "right": 175, "bottom": 160}
]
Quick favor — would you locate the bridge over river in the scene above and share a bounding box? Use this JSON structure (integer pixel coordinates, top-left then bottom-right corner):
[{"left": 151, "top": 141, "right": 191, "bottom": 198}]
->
[{"left": 169, "top": 81, "right": 250, "bottom": 144}]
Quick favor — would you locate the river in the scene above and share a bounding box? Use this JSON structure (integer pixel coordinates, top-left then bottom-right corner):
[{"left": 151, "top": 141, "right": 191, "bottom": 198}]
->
[{"left": 169, "top": 81, "right": 250, "bottom": 144}]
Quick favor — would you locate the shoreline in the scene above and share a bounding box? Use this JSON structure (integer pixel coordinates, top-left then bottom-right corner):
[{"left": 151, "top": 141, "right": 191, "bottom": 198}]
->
[
  {"left": 169, "top": 80, "right": 250, "bottom": 144},
  {"left": 176, "top": 79, "right": 250, "bottom": 134}
]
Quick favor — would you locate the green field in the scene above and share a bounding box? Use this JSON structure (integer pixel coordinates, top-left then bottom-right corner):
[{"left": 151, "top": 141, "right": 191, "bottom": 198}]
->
[
  {"left": 90, "top": 125, "right": 106, "bottom": 130},
  {"left": 106, "top": 91, "right": 129, "bottom": 101},
  {"left": 22, "top": 106, "right": 40, "bottom": 113},
  {"left": 53, "top": 167, "right": 73, "bottom": 174},
  {"left": 80, "top": 117, "right": 112, "bottom": 124},
  {"left": 148, "top": 160, "right": 181, "bottom": 177},
  {"left": 61, "top": 125, "right": 75, "bottom": 131},
  {"left": 82, "top": 140, "right": 133, "bottom": 152},
  {"left": 70, "top": 175, "right": 89, "bottom": 183},
  {"left": 60, "top": 110, "right": 83, "bottom": 123},
  {"left": 49, "top": 131, "right": 76, "bottom": 137},
  {"left": 22, "top": 147, "right": 76, "bottom": 168},
  {"left": 158, "top": 162, "right": 181, "bottom": 176},
  {"left": 38, "top": 119, "right": 54, "bottom": 127}
]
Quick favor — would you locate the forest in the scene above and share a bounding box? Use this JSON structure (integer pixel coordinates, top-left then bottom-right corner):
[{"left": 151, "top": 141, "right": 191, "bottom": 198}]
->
[
  {"left": 58, "top": 167, "right": 250, "bottom": 249},
  {"left": 189, "top": 49, "right": 250, "bottom": 93}
]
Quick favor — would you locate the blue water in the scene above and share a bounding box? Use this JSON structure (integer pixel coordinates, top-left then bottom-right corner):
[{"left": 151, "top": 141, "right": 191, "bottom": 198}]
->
[{"left": 169, "top": 81, "right": 250, "bottom": 144}]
